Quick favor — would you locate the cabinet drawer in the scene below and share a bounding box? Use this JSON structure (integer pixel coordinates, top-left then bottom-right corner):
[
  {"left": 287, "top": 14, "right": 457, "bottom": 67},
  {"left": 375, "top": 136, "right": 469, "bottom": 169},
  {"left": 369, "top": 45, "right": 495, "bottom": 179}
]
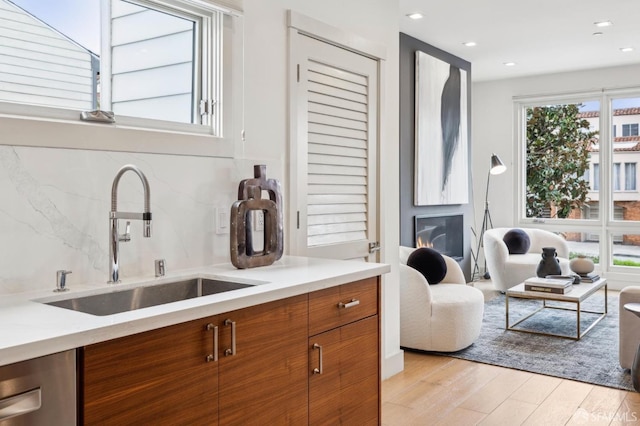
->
[{"left": 309, "top": 277, "right": 378, "bottom": 335}]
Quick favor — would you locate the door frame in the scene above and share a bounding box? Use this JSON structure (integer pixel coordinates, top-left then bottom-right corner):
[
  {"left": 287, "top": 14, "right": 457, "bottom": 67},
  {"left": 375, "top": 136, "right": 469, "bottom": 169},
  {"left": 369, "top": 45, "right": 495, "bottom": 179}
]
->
[{"left": 287, "top": 10, "right": 387, "bottom": 259}]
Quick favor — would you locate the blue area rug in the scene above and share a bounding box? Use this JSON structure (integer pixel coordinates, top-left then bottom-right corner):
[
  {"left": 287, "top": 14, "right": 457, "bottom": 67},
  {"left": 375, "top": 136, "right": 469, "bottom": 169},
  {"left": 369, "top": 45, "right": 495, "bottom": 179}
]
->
[{"left": 439, "top": 291, "right": 633, "bottom": 391}]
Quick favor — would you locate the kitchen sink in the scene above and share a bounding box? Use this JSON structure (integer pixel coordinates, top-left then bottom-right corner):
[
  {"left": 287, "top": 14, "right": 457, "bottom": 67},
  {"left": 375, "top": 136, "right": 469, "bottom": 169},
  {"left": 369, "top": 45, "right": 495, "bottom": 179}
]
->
[{"left": 43, "top": 278, "right": 254, "bottom": 316}]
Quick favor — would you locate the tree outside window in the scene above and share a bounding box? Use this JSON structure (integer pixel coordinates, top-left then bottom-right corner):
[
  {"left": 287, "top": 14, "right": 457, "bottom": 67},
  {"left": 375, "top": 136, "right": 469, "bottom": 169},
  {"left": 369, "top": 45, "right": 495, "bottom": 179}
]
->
[{"left": 526, "top": 104, "right": 597, "bottom": 218}]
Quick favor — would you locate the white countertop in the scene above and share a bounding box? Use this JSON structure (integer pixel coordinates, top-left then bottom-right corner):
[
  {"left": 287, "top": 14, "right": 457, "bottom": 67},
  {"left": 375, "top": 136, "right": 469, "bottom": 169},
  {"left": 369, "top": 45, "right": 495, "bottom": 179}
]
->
[{"left": 0, "top": 256, "right": 390, "bottom": 367}]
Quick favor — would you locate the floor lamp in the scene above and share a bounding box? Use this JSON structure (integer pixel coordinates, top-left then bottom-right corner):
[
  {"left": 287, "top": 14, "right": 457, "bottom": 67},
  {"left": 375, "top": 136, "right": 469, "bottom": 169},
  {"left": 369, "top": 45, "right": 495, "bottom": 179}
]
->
[{"left": 472, "top": 153, "right": 507, "bottom": 280}]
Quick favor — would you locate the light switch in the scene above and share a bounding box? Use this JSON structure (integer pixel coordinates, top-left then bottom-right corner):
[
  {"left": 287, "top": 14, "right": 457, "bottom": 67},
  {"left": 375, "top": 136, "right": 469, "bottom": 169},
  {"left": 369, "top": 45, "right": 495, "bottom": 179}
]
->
[{"left": 216, "top": 208, "right": 229, "bottom": 234}]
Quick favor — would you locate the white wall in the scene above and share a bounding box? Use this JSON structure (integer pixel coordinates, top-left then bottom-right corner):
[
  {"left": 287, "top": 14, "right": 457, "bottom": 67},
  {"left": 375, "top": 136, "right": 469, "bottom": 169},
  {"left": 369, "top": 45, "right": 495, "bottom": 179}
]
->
[
  {"left": 0, "top": 0, "right": 402, "bottom": 378},
  {"left": 472, "top": 63, "right": 640, "bottom": 230}
]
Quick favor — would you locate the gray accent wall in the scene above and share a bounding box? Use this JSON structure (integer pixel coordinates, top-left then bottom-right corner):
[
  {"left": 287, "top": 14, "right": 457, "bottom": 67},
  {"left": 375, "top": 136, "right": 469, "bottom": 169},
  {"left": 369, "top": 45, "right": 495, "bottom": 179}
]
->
[{"left": 399, "top": 32, "right": 473, "bottom": 281}]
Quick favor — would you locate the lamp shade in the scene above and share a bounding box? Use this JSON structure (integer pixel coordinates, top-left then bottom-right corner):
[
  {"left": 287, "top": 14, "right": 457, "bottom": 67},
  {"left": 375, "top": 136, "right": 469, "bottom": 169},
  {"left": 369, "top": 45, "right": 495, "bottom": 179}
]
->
[{"left": 490, "top": 153, "right": 506, "bottom": 175}]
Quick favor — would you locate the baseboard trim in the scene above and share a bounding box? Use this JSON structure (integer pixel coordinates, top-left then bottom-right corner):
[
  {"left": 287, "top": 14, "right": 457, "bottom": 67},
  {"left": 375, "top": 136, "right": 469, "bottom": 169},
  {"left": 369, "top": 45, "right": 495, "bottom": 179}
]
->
[{"left": 382, "top": 348, "right": 404, "bottom": 380}]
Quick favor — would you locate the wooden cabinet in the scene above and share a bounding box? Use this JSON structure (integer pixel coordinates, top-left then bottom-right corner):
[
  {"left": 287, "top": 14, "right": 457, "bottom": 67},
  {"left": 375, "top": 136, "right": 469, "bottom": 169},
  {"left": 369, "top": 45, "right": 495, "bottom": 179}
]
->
[
  {"left": 82, "top": 295, "right": 308, "bottom": 425},
  {"left": 81, "top": 277, "right": 380, "bottom": 425},
  {"left": 82, "top": 316, "right": 219, "bottom": 425},
  {"left": 308, "top": 277, "right": 380, "bottom": 425},
  {"left": 217, "top": 295, "right": 308, "bottom": 424}
]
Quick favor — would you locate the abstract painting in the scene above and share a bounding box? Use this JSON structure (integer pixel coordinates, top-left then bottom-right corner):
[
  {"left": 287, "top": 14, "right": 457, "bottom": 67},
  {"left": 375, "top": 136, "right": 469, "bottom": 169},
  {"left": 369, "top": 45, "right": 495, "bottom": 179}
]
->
[{"left": 414, "top": 50, "right": 468, "bottom": 205}]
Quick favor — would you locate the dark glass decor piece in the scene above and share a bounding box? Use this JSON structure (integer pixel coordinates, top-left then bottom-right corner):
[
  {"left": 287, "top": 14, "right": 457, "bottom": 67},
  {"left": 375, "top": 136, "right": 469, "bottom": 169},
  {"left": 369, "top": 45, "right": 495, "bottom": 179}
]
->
[{"left": 536, "top": 247, "right": 562, "bottom": 278}]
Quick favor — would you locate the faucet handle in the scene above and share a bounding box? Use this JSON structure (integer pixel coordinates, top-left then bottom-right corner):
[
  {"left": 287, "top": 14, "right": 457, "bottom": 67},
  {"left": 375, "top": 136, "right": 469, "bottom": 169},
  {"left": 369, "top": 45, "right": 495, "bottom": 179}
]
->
[
  {"left": 120, "top": 221, "right": 131, "bottom": 242},
  {"left": 55, "top": 270, "right": 72, "bottom": 292}
]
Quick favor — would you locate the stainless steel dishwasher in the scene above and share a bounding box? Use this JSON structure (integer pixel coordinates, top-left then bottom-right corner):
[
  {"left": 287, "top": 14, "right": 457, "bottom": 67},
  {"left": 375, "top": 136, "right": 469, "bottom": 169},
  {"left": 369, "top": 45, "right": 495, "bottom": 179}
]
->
[{"left": 0, "top": 350, "right": 76, "bottom": 425}]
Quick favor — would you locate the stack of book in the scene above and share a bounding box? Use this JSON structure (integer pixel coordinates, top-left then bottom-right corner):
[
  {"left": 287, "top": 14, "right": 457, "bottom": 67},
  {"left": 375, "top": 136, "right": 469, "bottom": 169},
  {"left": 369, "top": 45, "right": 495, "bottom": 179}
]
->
[
  {"left": 524, "top": 276, "right": 573, "bottom": 294},
  {"left": 578, "top": 272, "right": 600, "bottom": 283}
]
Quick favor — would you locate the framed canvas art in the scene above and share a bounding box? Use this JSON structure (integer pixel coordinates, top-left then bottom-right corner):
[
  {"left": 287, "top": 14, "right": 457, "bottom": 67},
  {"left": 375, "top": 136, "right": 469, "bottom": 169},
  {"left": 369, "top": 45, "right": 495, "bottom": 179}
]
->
[{"left": 414, "top": 50, "right": 469, "bottom": 205}]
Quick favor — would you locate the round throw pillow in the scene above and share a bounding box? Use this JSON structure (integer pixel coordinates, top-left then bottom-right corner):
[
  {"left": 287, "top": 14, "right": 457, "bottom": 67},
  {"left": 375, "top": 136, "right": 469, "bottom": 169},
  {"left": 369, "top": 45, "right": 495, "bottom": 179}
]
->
[
  {"left": 406, "top": 247, "right": 447, "bottom": 284},
  {"left": 503, "top": 228, "right": 531, "bottom": 254}
]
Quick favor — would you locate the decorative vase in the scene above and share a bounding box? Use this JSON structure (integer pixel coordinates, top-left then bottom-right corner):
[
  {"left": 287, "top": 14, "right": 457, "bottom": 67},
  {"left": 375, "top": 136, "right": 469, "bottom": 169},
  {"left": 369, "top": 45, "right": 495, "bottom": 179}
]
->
[
  {"left": 570, "top": 255, "right": 595, "bottom": 275},
  {"left": 536, "top": 247, "right": 562, "bottom": 278}
]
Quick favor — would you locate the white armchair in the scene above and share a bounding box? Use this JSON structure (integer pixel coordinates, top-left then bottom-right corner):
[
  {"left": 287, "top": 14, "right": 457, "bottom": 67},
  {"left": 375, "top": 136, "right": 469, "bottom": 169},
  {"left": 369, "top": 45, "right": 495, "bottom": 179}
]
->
[
  {"left": 399, "top": 246, "right": 484, "bottom": 352},
  {"left": 619, "top": 286, "right": 640, "bottom": 369},
  {"left": 484, "top": 227, "right": 571, "bottom": 292}
]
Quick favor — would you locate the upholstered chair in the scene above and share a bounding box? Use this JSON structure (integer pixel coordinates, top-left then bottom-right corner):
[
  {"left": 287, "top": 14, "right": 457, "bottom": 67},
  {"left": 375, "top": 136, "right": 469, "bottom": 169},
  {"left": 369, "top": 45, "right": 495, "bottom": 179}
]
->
[
  {"left": 399, "top": 246, "right": 484, "bottom": 352},
  {"left": 619, "top": 286, "right": 640, "bottom": 369},
  {"left": 483, "top": 227, "right": 571, "bottom": 292}
]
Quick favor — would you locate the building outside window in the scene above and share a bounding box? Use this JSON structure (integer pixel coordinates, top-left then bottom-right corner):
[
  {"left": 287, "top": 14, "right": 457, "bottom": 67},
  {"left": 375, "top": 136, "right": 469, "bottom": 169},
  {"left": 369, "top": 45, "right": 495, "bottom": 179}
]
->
[{"left": 0, "top": 0, "right": 243, "bottom": 153}]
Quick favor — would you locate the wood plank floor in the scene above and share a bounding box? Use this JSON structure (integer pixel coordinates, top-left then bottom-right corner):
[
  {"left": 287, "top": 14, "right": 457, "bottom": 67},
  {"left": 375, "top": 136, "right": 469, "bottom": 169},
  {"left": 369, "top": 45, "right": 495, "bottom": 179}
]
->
[{"left": 382, "top": 352, "right": 640, "bottom": 425}]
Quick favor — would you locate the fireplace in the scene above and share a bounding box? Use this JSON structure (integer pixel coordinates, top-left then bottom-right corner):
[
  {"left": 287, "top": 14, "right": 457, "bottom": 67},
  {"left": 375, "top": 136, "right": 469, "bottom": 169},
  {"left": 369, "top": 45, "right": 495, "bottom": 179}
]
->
[{"left": 414, "top": 214, "right": 463, "bottom": 261}]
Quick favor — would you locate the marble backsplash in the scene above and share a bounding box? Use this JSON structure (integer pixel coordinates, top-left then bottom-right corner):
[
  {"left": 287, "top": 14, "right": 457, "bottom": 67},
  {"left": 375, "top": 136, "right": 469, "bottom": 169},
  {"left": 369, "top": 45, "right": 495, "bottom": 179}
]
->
[{"left": 0, "top": 145, "right": 280, "bottom": 294}]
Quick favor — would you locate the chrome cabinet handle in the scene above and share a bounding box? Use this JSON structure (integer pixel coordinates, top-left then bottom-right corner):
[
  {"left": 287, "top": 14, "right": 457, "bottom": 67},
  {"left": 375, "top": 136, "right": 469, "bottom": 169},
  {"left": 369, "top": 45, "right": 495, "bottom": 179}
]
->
[
  {"left": 338, "top": 299, "right": 360, "bottom": 309},
  {"left": 224, "top": 319, "right": 236, "bottom": 356},
  {"left": 312, "top": 343, "right": 323, "bottom": 374},
  {"left": 0, "top": 388, "right": 41, "bottom": 420},
  {"left": 205, "top": 323, "right": 218, "bottom": 362}
]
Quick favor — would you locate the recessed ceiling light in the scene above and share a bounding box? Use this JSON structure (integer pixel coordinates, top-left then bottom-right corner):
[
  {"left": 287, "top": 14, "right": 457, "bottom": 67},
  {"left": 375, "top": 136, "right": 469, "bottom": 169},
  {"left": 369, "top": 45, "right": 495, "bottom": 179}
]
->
[
  {"left": 594, "top": 20, "right": 613, "bottom": 27},
  {"left": 463, "top": 41, "right": 477, "bottom": 47},
  {"left": 620, "top": 47, "right": 635, "bottom": 52},
  {"left": 592, "top": 32, "right": 604, "bottom": 36},
  {"left": 503, "top": 62, "right": 516, "bottom": 67},
  {"left": 407, "top": 12, "right": 423, "bottom": 20}
]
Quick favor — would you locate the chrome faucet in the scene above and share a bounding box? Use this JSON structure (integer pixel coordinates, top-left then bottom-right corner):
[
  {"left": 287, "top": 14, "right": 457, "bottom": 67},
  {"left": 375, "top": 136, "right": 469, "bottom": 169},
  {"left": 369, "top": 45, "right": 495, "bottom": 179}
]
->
[
  {"left": 55, "top": 270, "right": 72, "bottom": 292},
  {"left": 109, "top": 165, "right": 152, "bottom": 283}
]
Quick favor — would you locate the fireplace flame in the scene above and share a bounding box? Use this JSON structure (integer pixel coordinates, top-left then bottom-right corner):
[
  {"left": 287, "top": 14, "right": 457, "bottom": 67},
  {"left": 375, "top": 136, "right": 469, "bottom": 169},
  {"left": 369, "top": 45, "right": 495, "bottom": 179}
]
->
[{"left": 416, "top": 235, "right": 433, "bottom": 249}]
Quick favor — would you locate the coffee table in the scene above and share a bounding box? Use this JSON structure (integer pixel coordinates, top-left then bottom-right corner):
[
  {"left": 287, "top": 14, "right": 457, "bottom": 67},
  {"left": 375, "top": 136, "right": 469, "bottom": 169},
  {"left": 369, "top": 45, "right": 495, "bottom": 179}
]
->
[{"left": 505, "top": 278, "right": 607, "bottom": 340}]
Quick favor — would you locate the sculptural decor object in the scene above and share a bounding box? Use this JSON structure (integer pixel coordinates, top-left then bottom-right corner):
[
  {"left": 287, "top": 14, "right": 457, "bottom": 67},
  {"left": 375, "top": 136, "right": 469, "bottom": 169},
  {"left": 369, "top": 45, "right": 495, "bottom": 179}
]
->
[
  {"left": 230, "top": 165, "right": 284, "bottom": 269},
  {"left": 570, "top": 255, "right": 595, "bottom": 275},
  {"left": 536, "top": 247, "right": 562, "bottom": 278}
]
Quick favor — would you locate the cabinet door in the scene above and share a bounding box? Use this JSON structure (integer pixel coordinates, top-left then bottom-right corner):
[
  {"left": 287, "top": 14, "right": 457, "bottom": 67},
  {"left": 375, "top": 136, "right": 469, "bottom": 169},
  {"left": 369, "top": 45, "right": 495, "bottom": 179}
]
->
[
  {"left": 218, "top": 294, "right": 308, "bottom": 425},
  {"left": 309, "top": 315, "right": 379, "bottom": 425},
  {"left": 82, "top": 316, "right": 219, "bottom": 426}
]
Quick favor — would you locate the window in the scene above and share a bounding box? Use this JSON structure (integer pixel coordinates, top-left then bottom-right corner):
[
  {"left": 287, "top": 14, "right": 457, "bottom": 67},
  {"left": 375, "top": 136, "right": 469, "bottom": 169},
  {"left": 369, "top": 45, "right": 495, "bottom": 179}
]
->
[
  {"left": 614, "top": 163, "right": 621, "bottom": 191},
  {"left": 0, "top": 0, "right": 244, "bottom": 156},
  {"left": 104, "top": 1, "right": 202, "bottom": 125},
  {"left": 517, "top": 93, "right": 640, "bottom": 276},
  {"left": 622, "top": 123, "right": 639, "bottom": 136},
  {"left": 626, "top": 163, "right": 637, "bottom": 190}
]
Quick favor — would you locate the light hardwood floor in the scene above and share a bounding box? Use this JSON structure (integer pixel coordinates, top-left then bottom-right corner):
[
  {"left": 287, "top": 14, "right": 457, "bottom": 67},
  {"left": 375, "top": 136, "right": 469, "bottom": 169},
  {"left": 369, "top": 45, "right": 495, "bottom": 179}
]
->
[
  {"left": 382, "top": 285, "right": 640, "bottom": 425},
  {"left": 382, "top": 349, "right": 640, "bottom": 425},
  {"left": 382, "top": 352, "right": 640, "bottom": 426}
]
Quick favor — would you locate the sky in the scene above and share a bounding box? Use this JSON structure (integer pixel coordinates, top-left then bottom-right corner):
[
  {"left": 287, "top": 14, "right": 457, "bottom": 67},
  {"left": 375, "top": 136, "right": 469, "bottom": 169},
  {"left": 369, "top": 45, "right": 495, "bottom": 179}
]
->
[
  {"left": 580, "top": 98, "right": 640, "bottom": 112},
  {"left": 11, "top": 0, "right": 101, "bottom": 53}
]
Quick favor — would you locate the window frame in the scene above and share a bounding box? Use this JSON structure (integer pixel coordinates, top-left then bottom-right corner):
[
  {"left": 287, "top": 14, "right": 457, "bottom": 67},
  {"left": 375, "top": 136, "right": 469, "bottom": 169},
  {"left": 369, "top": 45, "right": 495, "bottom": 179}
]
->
[
  {"left": 514, "top": 87, "right": 640, "bottom": 282},
  {"left": 0, "top": 0, "right": 243, "bottom": 158}
]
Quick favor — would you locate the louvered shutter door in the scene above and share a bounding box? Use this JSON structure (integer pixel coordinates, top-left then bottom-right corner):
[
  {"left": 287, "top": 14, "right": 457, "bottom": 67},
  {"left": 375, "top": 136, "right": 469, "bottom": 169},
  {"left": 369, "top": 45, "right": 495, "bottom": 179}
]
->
[{"left": 292, "top": 34, "right": 378, "bottom": 261}]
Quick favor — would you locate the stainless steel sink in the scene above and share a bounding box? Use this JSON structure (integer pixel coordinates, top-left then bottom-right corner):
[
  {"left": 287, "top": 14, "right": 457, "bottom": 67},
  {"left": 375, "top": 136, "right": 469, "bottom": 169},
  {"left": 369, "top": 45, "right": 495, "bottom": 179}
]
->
[{"left": 44, "top": 278, "right": 253, "bottom": 316}]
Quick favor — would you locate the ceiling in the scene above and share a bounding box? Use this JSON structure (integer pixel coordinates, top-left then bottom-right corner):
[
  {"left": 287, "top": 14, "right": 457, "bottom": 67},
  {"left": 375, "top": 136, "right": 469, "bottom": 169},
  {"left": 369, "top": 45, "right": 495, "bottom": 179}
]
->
[{"left": 399, "top": 0, "right": 640, "bottom": 82}]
